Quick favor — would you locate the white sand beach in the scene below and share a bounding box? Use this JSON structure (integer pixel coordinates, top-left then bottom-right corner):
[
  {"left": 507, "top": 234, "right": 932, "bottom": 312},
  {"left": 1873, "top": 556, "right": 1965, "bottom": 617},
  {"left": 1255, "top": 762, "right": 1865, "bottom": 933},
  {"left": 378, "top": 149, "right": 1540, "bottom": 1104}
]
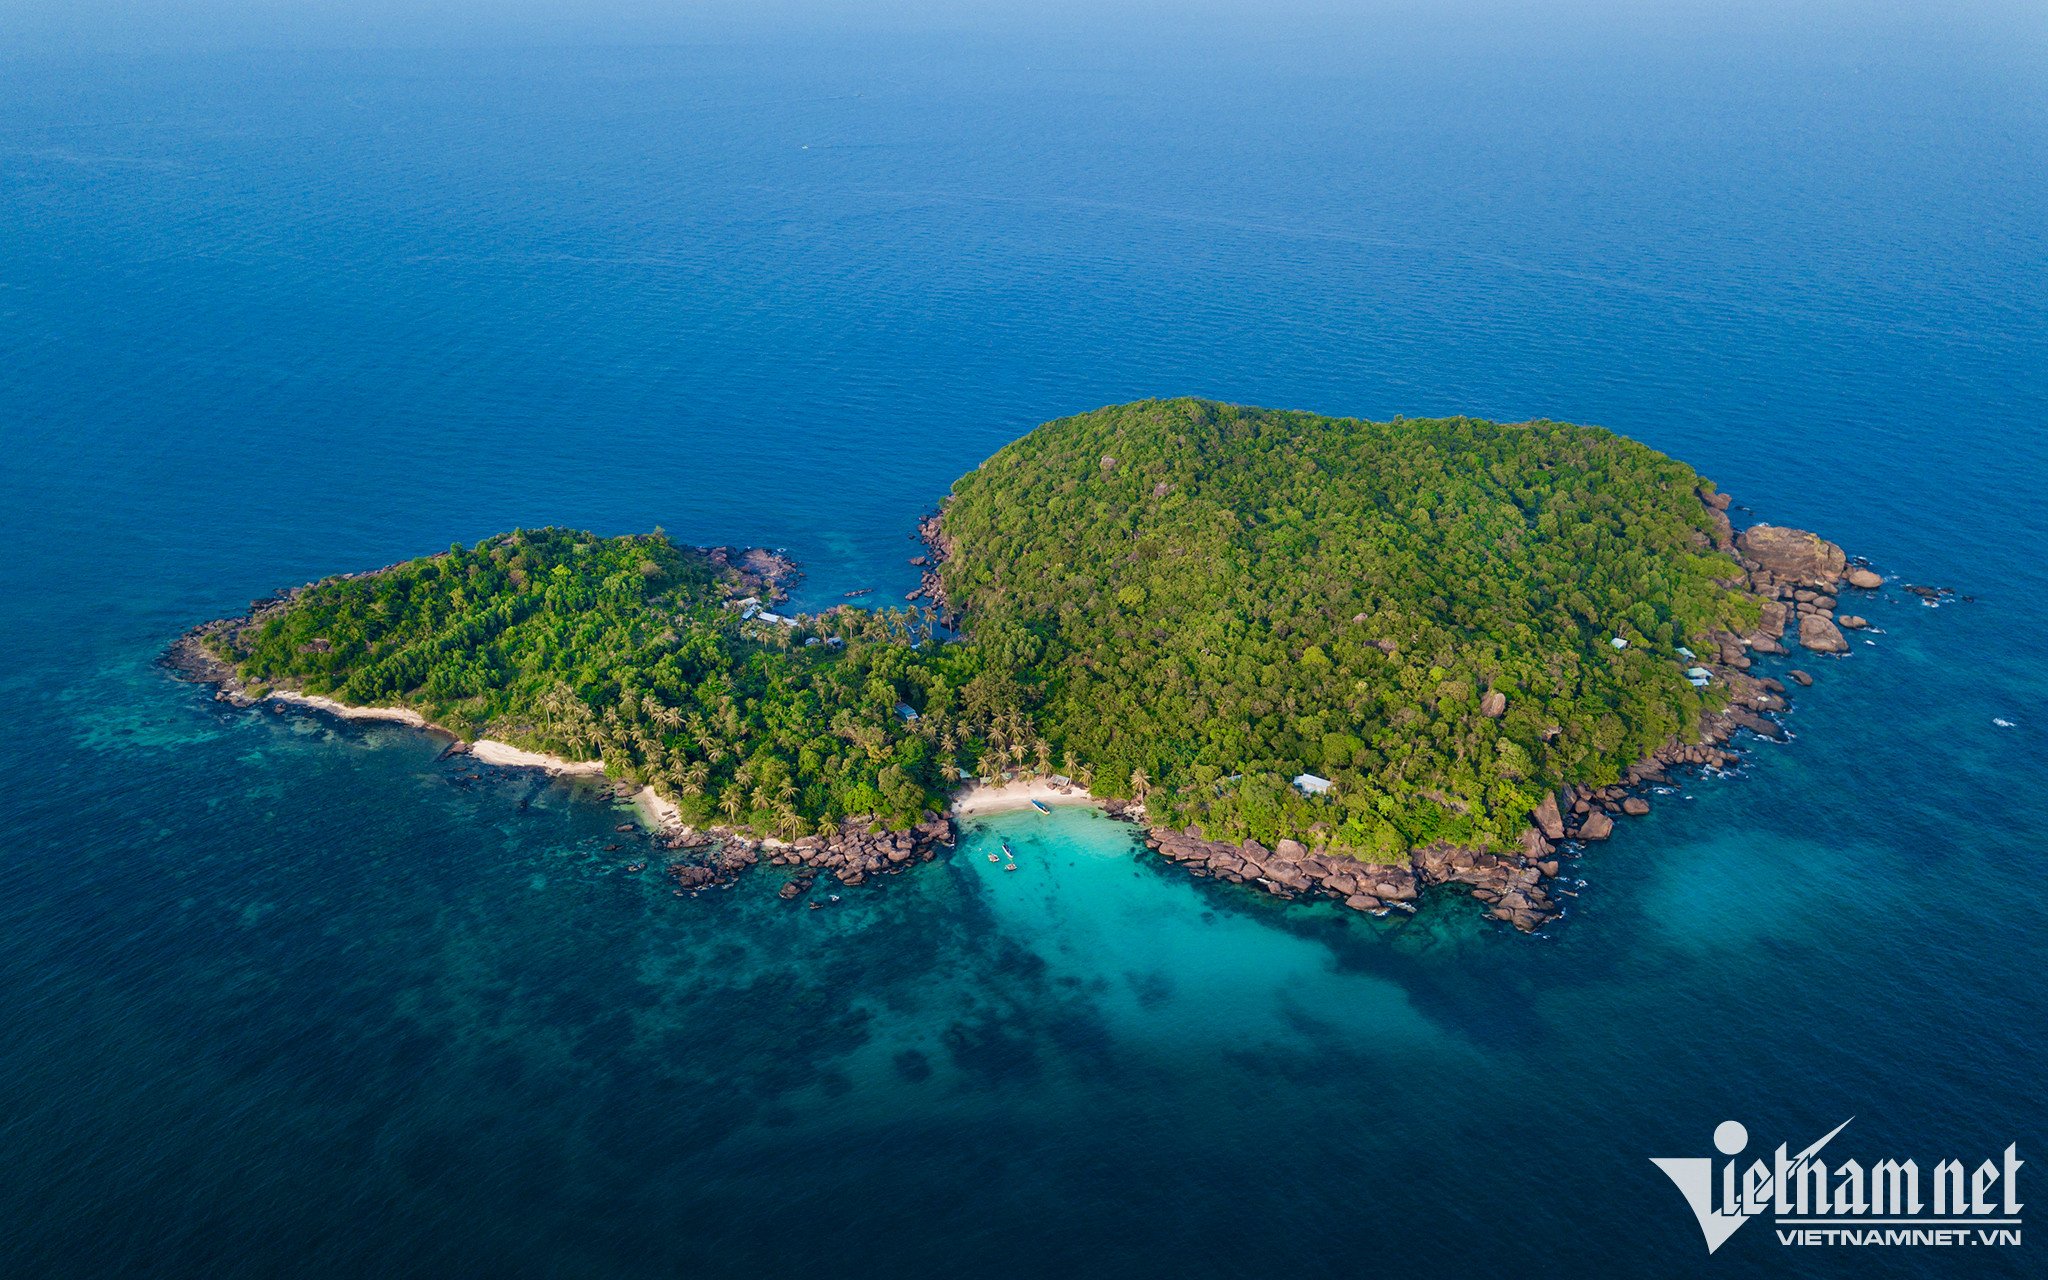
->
[
  {"left": 269, "top": 691, "right": 428, "bottom": 727},
  {"left": 949, "top": 776, "right": 1099, "bottom": 816},
  {"left": 633, "top": 785, "right": 681, "bottom": 829},
  {"left": 470, "top": 739, "right": 606, "bottom": 775}
]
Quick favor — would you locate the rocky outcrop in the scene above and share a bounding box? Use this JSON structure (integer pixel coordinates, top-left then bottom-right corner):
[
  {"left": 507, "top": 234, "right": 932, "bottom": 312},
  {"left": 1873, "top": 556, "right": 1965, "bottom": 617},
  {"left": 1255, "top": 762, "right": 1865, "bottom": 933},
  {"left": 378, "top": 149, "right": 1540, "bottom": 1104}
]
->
[
  {"left": 665, "top": 814, "right": 955, "bottom": 897},
  {"left": 1838, "top": 615, "right": 1868, "bottom": 630},
  {"left": 1737, "top": 525, "right": 1847, "bottom": 588},
  {"left": 906, "top": 510, "right": 956, "bottom": 621},
  {"left": 1846, "top": 567, "right": 1883, "bottom": 590},
  {"left": 1533, "top": 792, "right": 1565, "bottom": 840},
  {"left": 1799, "top": 614, "right": 1849, "bottom": 653},
  {"left": 1756, "top": 600, "right": 1789, "bottom": 639},
  {"left": 1480, "top": 689, "right": 1508, "bottom": 718},
  {"left": 706, "top": 546, "right": 802, "bottom": 603},
  {"left": 1142, "top": 817, "right": 1576, "bottom": 933},
  {"left": 1147, "top": 828, "right": 1417, "bottom": 906}
]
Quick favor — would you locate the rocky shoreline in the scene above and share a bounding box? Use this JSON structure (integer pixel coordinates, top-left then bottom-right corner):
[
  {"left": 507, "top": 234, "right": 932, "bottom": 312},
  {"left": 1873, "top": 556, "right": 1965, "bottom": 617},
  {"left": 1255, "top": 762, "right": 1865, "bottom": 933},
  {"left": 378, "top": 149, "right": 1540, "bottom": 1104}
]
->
[
  {"left": 906, "top": 510, "right": 955, "bottom": 622},
  {"left": 654, "top": 813, "right": 959, "bottom": 897}
]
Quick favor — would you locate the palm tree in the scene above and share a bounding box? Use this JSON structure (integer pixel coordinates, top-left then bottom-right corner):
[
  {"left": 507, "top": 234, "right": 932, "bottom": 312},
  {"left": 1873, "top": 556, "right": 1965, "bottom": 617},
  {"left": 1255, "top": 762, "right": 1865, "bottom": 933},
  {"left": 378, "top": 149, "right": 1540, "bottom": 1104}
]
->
[
  {"left": 719, "top": 788, "right": 744, "bottom": 825},
  {"left": 1129, "top": 766, "right": 1150, "bottom": 800}
]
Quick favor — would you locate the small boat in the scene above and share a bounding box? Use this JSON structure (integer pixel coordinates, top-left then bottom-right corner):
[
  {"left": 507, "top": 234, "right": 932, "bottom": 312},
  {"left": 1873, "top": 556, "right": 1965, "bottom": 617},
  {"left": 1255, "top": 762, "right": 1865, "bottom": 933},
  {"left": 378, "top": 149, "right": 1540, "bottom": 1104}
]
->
[
  {"left": 828, "top": 894, "right": 841, "bottom": 903},
  {"left": 1001, "top": 841, "right": 1016, "bottom": 859},
  {"left": 1004, "top": 863, "right": 1017, "bottom": 872},
  {"left": 987, "top": 852, "right": 1001, "bottom": 863},
  {"left": 1029, "top": 799, "right": 1051, "bottom": 814}
]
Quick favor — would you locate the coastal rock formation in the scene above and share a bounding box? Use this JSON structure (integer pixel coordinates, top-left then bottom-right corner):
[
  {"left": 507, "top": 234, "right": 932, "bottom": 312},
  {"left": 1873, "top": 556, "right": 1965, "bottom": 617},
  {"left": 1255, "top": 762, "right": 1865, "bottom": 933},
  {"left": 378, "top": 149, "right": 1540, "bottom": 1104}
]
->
[
  {"left": 1142, "top": 826, "right": 1455, "bottom": 917},
  {"left": 667, "top": 814, "right": 956, "bottom": 895},
  {"left": 1839, "top": 615, "right": 1868, "bottom": 630},
  {"left": 1756, "top": 600, "right": 1789, "bottom": 639},
  {"left": 1846, "top": 567, "right": 1883, "bottom": 589},
  {"left": 1131, "top": 771, "right": 1830, "bottom": 931},
  {"left": 906, "top": 510, "right": 955, "bottom": 621},
  {"left": 1799, "top": 614, "right": 1850, "bottom": 653},
  {"left": 706, "top": 545, "right": 802, "bottom": 602},
  {"left": 1738, "top": 525, "right": 1847, "bottom": 588}
]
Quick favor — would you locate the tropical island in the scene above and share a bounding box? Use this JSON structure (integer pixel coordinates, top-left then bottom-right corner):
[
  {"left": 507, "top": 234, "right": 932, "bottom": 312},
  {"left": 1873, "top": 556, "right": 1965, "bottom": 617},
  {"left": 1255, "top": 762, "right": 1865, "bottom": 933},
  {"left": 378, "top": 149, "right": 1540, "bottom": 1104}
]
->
[{"left": 171, "top": 399, "right": 1880, "bottom": 929}]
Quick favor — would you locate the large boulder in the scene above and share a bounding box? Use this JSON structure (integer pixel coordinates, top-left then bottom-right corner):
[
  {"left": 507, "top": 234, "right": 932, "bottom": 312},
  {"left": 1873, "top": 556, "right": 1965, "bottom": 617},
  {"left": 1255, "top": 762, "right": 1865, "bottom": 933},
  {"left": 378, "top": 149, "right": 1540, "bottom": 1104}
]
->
[
  {"left": 1798, "top": 614, "right": 1850, "bottom": 653},
  {"left": 1532, "top": 792, "right": 1565, "bottom": 840},
  {"left": 1578, "top": 811, "right": 1614, "bottom": 840},
  {"left": 1846, "top": 568, "right": 1883, "bottom": 590},
  {"left": 1738, "top": 525, "right": 1847, "bottom": 587},
  {"left": 1756, "top": 600, "right": 1789, "bottom": 639},
  {"left": 1479, "top": 690, "right": 1508, "bottom": 718}
]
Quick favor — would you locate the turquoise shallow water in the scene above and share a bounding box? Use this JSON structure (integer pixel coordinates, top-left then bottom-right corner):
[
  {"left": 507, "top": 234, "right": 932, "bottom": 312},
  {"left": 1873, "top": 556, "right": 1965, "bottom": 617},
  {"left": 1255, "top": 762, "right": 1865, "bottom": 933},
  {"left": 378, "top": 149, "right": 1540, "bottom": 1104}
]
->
[{"left": 3, "top": 5, "right": 2046, "bottom": 1275}]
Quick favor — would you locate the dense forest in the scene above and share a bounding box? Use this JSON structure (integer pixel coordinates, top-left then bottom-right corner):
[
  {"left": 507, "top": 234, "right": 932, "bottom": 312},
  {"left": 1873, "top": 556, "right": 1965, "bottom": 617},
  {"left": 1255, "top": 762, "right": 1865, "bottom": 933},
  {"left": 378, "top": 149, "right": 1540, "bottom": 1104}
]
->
[
  {"left": 937, "top": 399, "right": 1759, "bottom": 857},
  {"left": 213, "top": 399, "right": 1759, "bottom": 861},
  {"left": 220, "top": 529, "right": 969, "bottom": 834}
]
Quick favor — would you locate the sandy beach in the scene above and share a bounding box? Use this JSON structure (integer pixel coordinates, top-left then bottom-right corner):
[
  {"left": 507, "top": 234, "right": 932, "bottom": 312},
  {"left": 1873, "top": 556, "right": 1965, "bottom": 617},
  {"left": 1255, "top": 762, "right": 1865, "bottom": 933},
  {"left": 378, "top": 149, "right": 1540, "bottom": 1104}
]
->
[
  {"left": 633, "top": 785, "right": 681, "bottom": 829},
  {"left": 269, "top": 691, "right": 428, "bottom": 728},
  {"left": 470, "top": 739, "right": 606, "bottom": 775},
  {"left": 949, "top": 776, "right": 1099, "bottom": 816}
]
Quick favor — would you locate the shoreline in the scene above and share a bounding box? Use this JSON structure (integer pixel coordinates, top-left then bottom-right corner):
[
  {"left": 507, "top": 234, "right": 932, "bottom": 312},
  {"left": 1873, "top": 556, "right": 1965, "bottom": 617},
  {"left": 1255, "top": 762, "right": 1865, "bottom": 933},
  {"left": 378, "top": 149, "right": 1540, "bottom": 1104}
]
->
[
  {"left": 267, "top": 690, "right": 430, "bottom": 729},
  {"left": 949, "top": 777, "right": 1105, "bottom": 817},
  {"left": 468, "top": 738, "right": 605, "bottom": 775}
]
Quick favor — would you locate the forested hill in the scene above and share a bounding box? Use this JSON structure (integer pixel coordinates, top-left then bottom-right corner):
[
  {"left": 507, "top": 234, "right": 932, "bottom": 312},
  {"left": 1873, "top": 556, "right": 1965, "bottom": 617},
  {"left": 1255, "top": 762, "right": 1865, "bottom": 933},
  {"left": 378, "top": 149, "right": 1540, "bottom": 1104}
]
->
[
  {"left": 936, "top": 398, "right": 1761, "bottom": 858},
  {"left": 210, "top": 529, "right": 959, "bottom": 836}
]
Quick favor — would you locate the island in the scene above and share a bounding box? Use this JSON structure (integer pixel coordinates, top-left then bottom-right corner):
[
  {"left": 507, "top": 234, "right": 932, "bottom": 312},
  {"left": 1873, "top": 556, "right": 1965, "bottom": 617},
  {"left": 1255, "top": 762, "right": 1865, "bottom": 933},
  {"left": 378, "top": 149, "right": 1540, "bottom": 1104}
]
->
[{"left": 169, "top": 398, "right": 1881, "bottom": 929}]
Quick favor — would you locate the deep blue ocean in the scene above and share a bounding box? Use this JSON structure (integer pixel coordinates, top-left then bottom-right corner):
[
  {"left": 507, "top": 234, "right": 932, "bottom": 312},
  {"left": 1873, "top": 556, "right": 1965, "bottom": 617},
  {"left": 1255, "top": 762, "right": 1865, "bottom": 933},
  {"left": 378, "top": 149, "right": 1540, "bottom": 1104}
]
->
[{"left": 2, "top": 4, "right": 2044, "bottom": 1275}]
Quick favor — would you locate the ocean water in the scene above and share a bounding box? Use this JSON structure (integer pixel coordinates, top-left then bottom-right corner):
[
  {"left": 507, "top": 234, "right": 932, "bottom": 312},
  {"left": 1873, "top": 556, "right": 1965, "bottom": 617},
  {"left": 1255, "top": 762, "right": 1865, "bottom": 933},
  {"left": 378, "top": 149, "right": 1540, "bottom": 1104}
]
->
[{"left": 2, "top": 4, "right": 2045, "bottom": 1275}]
